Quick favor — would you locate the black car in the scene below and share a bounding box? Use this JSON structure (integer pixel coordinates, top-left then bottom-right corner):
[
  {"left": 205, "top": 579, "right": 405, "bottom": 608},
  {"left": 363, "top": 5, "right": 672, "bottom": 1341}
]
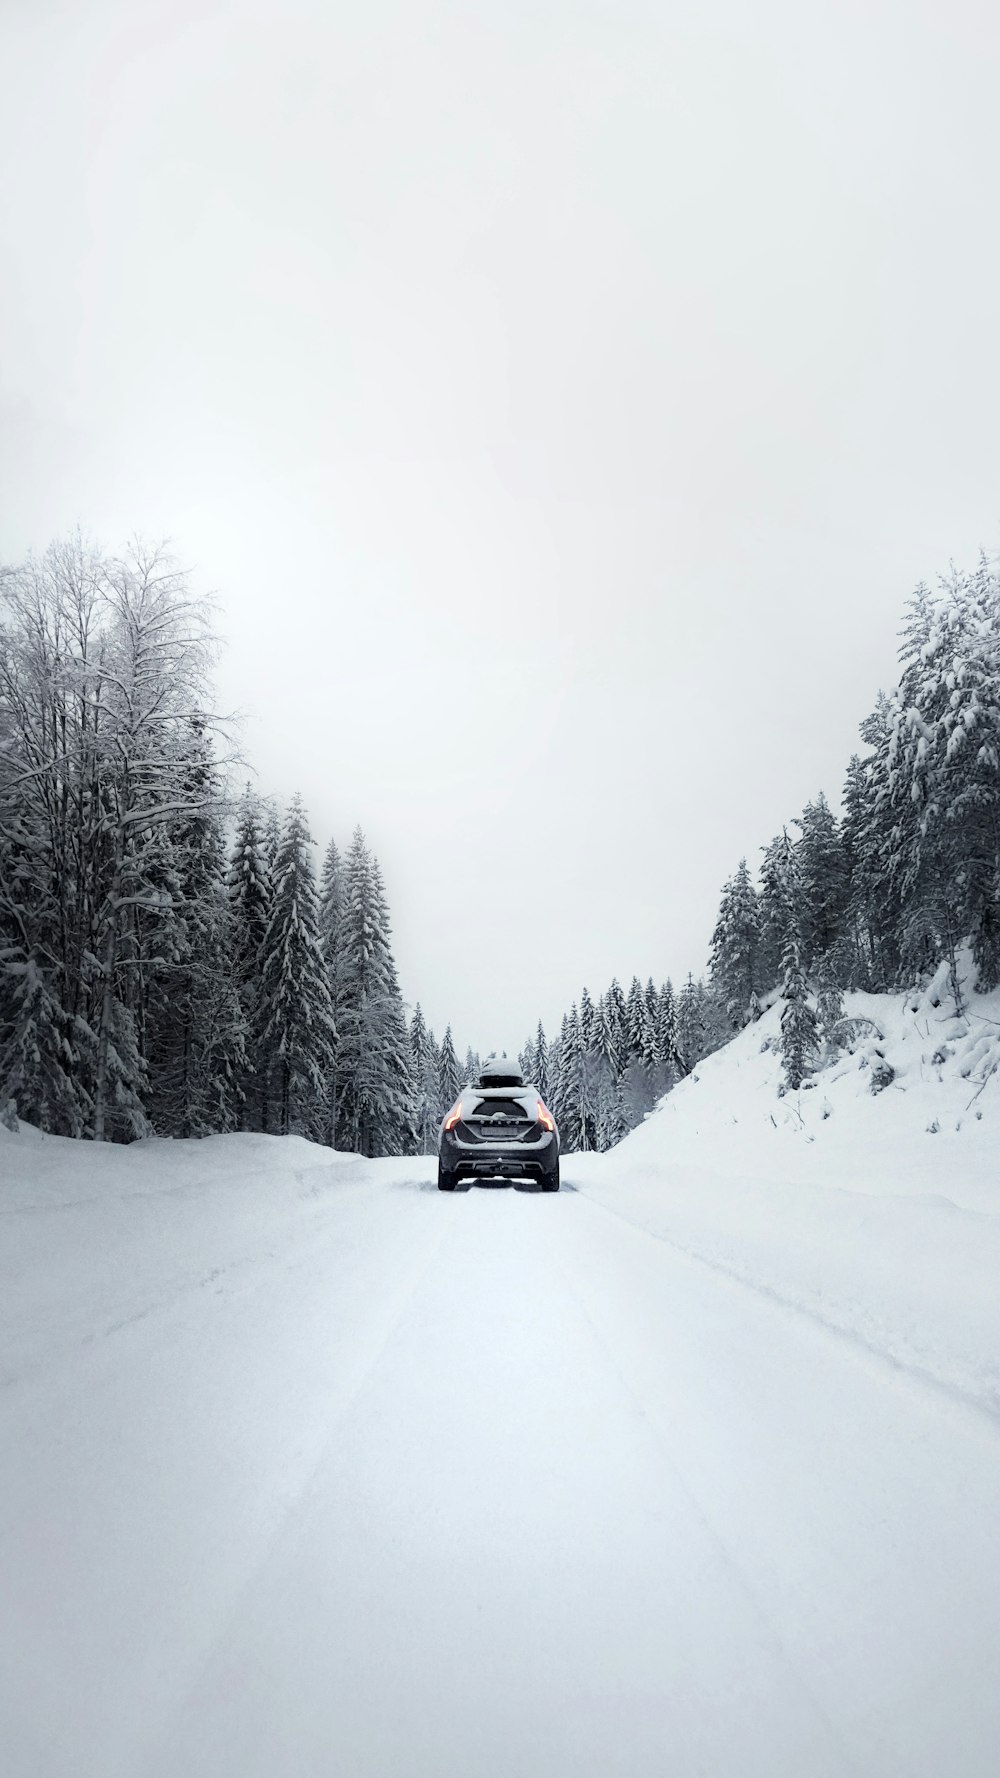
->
[{"left": 438, "top": 1059, "right": 560, "bottom": 1192}]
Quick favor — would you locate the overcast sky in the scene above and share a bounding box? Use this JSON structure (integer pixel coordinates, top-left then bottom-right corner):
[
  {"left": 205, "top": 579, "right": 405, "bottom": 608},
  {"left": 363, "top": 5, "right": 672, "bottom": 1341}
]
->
[{"left": 2, "top": 0, "right": 999, "bottom": 1056}]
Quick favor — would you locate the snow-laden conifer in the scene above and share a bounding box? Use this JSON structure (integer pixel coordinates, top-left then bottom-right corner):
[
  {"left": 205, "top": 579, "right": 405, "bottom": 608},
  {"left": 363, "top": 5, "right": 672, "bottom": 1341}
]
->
[
  {"left": 145, "top": 726, "right": 247, "bottom": 1137},
  {"left": 437, "top": 1025, "right": 461, "bottom": 1116},
  {"left": 796, "top": 794, "right": 850, "bottom": 974},
  {"left": 756, "top": 834, "right": 789, "bottom": 992},
  {"left": 771, "top": 829, "right": 819, "bottom": 1089},
  {"left": 552, "top": 1006, "right": 583, "bottom": 1150},
  {"left": 593, "top": 990, "right": 622, "bottom": 1081},
  {"left": 642, "top": 980, "right": 662, "bottom": 1069},
  {"left": 889, "top": 562, "right": 1000, "bottom": 993},
  {"left": 334, "top": 827, "right": 414, "bottom": 1154},
  {"left": 578, "top": 986, "right": 596, "bottom": 1051},
  {"left": 258, "top": 795, "right": 337, "bottom": 1137},
  {"left": 409, "top": 1003, "right": 439, "bottom": 1153},
  {"left": 709, "top": 859, "right": 761, "bottom": 1031},
  {"left": 657, "top": 980, "right": 681, "bottom": 1076},
  {"left": 605, "top": 979, "right": 628, "bottom": 1075},
  {"left": 533, "top": 1021, "right": 550, "bottom": 1099},
  {"left": 676, "top": 975, "right": 708, "bottom": 1075},
  {"left": 780, "top": 930, "right": 819, "bottom": 1089},
  {"left": 228, "top": 786, "right": 274, "bottom": 1127},
  {"left": 625, "top": 976, "right": 649, "bottom": 1061},
  {"left": 0, "top": 960, "right": 94, "bottom": 1135}
]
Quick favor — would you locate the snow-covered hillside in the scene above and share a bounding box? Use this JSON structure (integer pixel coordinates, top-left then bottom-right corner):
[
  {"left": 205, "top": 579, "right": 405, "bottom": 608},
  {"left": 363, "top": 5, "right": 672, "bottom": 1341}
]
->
[
  {"left": 615, "top": 957, "right": 1000, "bottom": 1197},
  {"left": 3, "top": 1009, "right": 1000, "bottom": 1777},
  {"left": 574, "top": 962, "right": 1000, "bottom": 1420}
]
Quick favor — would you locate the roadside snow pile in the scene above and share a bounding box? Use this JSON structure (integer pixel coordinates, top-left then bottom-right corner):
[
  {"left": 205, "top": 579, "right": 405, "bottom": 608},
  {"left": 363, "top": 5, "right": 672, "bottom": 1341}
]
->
[
  {"left": 0, "top": 1129, "right": 367, "bottom": 1389},
  {"left": 0, "top": 1126, "right": 361, "bottom": 1210},
  {"left": 572, "top": 958, "right": 1000, "bottom": 1421}
]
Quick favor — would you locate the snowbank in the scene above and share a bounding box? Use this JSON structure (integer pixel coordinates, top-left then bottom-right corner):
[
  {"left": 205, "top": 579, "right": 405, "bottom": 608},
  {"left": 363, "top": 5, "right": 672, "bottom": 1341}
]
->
[
  {"left": 573, "top": 963, "right": 1000, "bottom": 1420},
  {"left": 0, "top": 1129, "right": 369, "bottom": 1391}
]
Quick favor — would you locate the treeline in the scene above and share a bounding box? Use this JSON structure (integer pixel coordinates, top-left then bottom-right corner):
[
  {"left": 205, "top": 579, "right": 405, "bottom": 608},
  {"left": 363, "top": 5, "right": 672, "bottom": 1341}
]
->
[
  {"left": 517, "top": 557, "right": 1000, "bottom": 1134},
  {"left": 707, "top": 558, "right": 1000, "bottom": 1090},
  {"left": 511, "top": 976, "right": 710, "bottom": 1153},
  {"left": 0, "top": 535, "right": 417, "bottom": 1151},
  {"left": 4, "top": 534, "right": 997, "bottom": 1147}
]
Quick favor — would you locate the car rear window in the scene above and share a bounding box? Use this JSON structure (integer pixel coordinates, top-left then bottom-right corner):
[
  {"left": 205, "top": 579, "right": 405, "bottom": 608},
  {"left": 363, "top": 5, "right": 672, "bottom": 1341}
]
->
[{"left": 468, "top": 1097, "right": 530, "bottom": 1121}]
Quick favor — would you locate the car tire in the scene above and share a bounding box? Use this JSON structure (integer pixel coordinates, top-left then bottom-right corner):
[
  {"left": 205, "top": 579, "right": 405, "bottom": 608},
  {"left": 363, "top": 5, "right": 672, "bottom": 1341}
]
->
[
  {"left": 541, "top": 1164, "right": 560, "bottom": 1192},
  {"left": 437, "top": 1164, "right": 457, "bottom": 1192}
]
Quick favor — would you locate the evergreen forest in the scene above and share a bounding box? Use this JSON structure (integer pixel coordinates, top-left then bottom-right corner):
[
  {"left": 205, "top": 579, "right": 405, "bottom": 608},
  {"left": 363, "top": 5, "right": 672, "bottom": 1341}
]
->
[{"left": 2, "top": 536, "right": 998, "bottom": 1151}]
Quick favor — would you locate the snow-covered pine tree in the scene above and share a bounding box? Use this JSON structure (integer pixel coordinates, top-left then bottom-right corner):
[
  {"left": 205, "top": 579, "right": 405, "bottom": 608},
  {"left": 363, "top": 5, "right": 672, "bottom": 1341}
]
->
[
  {"left": 795, "top": 793, "right": 850, "bottom": 975},
  {"left": 642, "top": 980, "right": 662, "bottom": 1069},
  {"left": 409, "top": 1003, "right": 439, "bottom": 1154},
  {"left": 263, "top": 802, "right": 281, "bottom": 871},
  {"left": 365, "top": 853, "right": 416, "bottom": 1151},
  {"left": 593, "top": 990, "right": 623, "bottom": 1082},
  {"left": 756, "top": 833, "right": 790, "bottom": 994},
  {"left": 620, "top": 977, "right": 657, "bottom": 1130},
  {"left": 334, "top": 828, "right": 415, "bottom": 1154},
  {"left": 0, "top": 959, "right": 95, "bottom": 1136},
  {"left": 770, "top": 827, "right": 819, "bottom": 1089},
  {"left": 464, "top": 1046, "right": 479, "bottom": 1087},
  {"left": 709, "top": 858, "right": 761, "bottom": 1031},
  {"left": 438, "top": 1025, "right": 461, "bottom": 1116},
  {"left": 425, "top": 1027, "right": 441, "bottom": 1105},
  {"left": 228, "top": 786, "right": 275, "bottom": 1128},
  {"left": 229, "top": 787, "right": 273, "bottom": 970},
  {"left": 317, "top": 836, "right": 344, "bottom": 1142},
  {"left": 657, "top": 979, "right": 681, "bottom": 1077},
  {"left": 257, "top": 794, "right": 337, "bottom": 1138},
  {"left": 780, "top": 927, "right": 818, "bottom": 1089},
  {"left": 890, "top": 563, "right": 1000, "bottom": 994},
  {"left": 545, "top": 1022, "right": 562, "bottom": 1109},
  {"left": 552, "top": 1005, "right": 583, "bottom": 1151},
  {"left": 625, "top": 976, "right": 649, "bottom": 1062},
  {"left": 844, "top": 699, "right": 906, "bottom": 990},
  {"left": 533, "top": 1021, "right": 549, "bottom": 1099},
  {"left": 605, "top": 979, "right": 628, "bottom": 1075},
  {"left": 578, "top": 986, "right": 596, "bottom": 1051},
  {"left": 676, "top": 974, "right": 708, "bottom": 1075},
  {"left": 144, "top": 724, "right": 247, "bottom": 1137},
  {"left": 595, "top": 1064, "right": 627, "bottom": 1150},
  {"left": 841, "top": 753, "right": 877, "bottom": 989}
]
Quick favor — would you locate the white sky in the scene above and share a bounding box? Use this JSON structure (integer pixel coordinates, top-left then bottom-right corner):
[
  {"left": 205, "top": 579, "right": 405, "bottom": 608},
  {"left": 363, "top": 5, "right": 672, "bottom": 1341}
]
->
[{"left": 2, "top": 0, "right": 999, "bottom": 1056}]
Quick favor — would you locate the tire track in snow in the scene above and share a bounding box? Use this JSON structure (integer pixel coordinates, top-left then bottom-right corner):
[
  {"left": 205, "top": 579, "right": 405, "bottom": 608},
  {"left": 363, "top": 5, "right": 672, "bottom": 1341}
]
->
[
  {"left": 565, "top": 1177, "right": 1000, "bottom": 1432},
  {"left": 536, "top": 1201, "right": 868, "bottom": 1778}
]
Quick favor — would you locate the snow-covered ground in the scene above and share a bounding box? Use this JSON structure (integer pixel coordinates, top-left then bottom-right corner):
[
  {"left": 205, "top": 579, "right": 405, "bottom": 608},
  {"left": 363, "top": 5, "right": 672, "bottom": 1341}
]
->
[
  {"left": 3, "top": 981, "right": 1000, "bottom": 1778},
  {"left": 574, "top": 961, "right": 1000, "bottom": 1422}
]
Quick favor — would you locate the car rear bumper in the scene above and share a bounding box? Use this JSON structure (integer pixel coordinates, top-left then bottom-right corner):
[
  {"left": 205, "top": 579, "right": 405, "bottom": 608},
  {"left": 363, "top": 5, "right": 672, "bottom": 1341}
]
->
[{"left": 440, "top": 1128, "right": 558, "bottom": 1181}]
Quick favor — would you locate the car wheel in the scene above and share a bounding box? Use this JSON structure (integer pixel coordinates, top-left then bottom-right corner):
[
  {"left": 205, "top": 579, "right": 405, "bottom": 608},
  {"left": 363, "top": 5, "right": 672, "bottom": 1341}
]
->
[
  {"left": 542, "top": 1165, "right": 560, "bottom": 1192},
  {"left": 437, "top": 1164, "right": 457, "bottom": 1192}
]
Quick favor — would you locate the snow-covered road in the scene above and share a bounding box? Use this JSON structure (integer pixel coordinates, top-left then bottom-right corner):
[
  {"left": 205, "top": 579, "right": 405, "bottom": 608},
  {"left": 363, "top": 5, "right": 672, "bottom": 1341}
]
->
[{"left": 3, "top": 1136, "right": 1000, "bottom": 1777}]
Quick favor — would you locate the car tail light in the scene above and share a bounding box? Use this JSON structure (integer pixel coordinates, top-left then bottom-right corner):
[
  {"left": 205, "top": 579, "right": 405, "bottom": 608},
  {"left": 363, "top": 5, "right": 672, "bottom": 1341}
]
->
[
  {"left": 536, "top": 1099, "right": 555, "bottom": 1132},
  {"left": 443, "top": 1100, "right": 463, "bottom": 1131}
]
